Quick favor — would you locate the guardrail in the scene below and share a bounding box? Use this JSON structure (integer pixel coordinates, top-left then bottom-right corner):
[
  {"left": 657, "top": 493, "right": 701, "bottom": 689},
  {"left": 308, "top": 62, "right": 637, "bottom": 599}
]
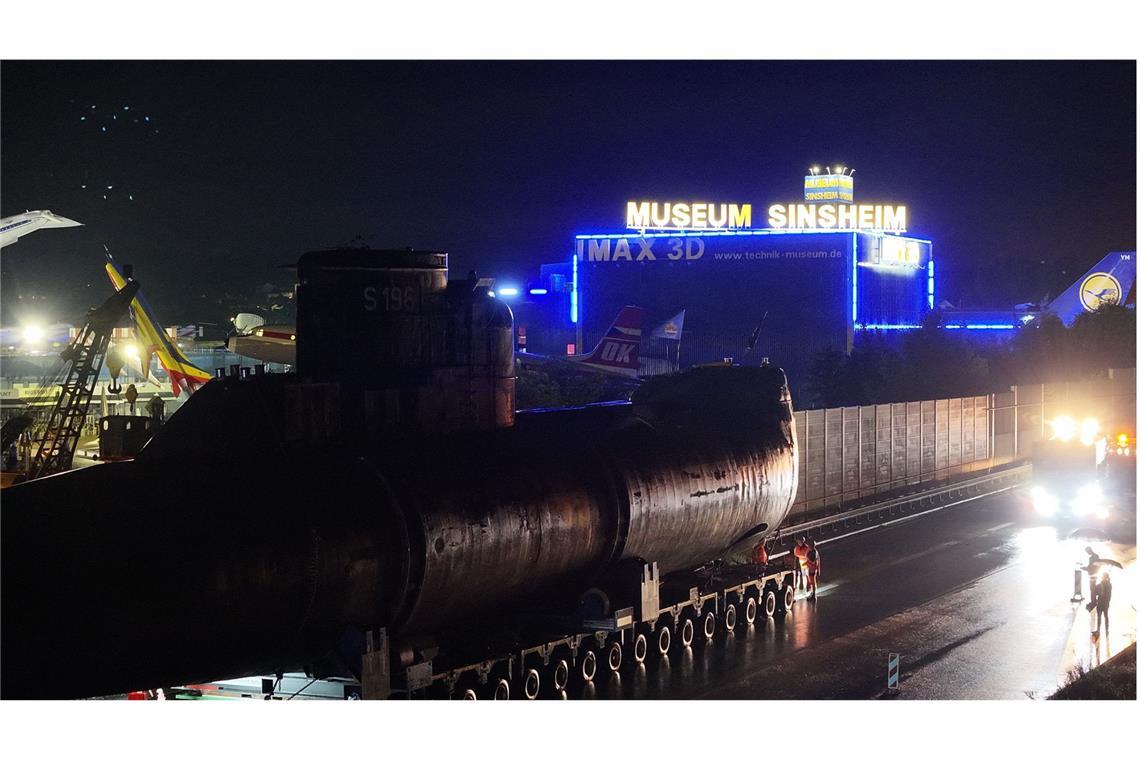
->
[
  {"left": 773, "top": 463, "right": 1032, "bottom": 543},
  {"left": 789, "top": 368, "right": 1134, "bottom": 526}
]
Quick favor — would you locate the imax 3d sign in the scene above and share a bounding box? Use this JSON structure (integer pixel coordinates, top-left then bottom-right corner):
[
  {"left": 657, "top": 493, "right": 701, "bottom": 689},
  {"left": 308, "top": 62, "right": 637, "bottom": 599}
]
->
[
  {"left": 768, "top": 204, "right": 907, "bottom": 232},
  {"left": 626, "top": 201, "right": 752, "bottom": 231}
]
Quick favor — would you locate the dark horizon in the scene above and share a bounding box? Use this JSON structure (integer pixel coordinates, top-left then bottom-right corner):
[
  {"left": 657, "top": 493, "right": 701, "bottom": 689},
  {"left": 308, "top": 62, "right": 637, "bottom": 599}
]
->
[{"left": 2, "top": 60, "right": 1135, "bottom": 324}]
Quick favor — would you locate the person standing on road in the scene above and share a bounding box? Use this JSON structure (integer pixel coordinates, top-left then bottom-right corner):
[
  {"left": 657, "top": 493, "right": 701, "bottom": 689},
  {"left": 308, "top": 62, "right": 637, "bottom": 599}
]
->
[
  {"left": 805, "top": 539, "right": 821, "bottom": 600},
  {"left": 1094, "top": 571, "right": 1112, "bottom": 640},
  {"left": 793, "top": 536, "right": 809, "bottom": 590}
]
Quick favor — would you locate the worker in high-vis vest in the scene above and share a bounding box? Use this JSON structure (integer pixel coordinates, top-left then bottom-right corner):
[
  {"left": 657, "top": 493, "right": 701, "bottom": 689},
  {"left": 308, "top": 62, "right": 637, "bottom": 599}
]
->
[
  {"left": 793, "top": 536, "right": 809, "bottom": 590},
  {"left": 751, "top": 541, "right": 768, "bottom": 567},
  {"left": 806, "top": 539, "right": 821, "bottom": 600}
]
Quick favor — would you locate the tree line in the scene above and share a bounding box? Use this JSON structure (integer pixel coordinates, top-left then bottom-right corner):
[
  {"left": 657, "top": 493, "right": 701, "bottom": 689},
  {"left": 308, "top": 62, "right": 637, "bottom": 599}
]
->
[{"left": 804, "top": 305, "right": 1136, "bottom": 408}]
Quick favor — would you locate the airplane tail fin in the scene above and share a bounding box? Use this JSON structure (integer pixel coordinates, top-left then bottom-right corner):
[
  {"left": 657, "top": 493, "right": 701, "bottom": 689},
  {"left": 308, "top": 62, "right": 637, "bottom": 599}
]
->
[
  {"left": 575, "top": 305, "right": 645, "bottom": 377},
  {"left": 1045, "top": 252, "right": 1136, "bottom": 326},
  {"left": 104, "top": 255, "right": 212, "bottom": 397}
]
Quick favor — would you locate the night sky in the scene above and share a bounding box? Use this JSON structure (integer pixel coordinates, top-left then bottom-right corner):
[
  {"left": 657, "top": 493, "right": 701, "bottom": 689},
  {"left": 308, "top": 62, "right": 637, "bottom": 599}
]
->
[{"left": 1, "top": 60, "right": 1135, "bottom": 325}]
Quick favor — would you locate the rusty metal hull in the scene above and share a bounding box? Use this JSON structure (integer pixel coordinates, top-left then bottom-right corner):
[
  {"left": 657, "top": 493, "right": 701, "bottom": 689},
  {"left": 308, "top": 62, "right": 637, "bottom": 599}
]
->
[{"left": 1, "top": 365, "right": 796, "bottom": 698}]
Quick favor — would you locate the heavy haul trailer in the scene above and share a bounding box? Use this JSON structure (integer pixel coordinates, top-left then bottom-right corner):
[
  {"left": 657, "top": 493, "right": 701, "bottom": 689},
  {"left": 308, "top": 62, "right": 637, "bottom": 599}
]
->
[
  {"left": 1, "top": 249, "right": 799, "bottom": 700},
  {"left": 403, "top": 561, "right": 797, "bottom": 700}
]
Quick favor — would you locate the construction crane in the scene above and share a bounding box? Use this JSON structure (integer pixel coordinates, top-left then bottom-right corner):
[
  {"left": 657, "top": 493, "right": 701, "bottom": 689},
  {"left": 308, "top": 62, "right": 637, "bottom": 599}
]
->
[{"left": 22, "top": 280, "right": 140, "bottom": 481}]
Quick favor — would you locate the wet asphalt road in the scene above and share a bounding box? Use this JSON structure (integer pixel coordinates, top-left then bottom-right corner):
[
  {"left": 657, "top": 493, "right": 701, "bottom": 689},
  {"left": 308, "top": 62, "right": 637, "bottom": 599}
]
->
[{"left": 569, "top": 491, "right": 1137, "bottom": 700}]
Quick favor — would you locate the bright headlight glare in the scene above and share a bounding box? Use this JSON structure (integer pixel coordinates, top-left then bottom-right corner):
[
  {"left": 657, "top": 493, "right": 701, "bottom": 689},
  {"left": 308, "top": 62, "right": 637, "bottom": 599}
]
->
[
  {"left": 1078, "top": 482, "right": 1102, "bottom": 501},
  {"left": 1031, "top": 486, "right": 1058, "bottom": 515},
  {"left": 1079, "top": 418, "right": 1100, "bottom": 446},
  {"left": 1073, "top": 482, "right": 1103, "bottom": 515},
  {"left": 1051, "top": 415, "right": 1077, "bottom": 442},
  {"left": 22, "top": 324, "right": 45, "bottom": 343}
]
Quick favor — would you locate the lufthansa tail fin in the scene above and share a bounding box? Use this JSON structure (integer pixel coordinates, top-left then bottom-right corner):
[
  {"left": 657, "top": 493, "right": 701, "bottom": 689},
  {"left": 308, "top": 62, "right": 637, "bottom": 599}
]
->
[
  {"left": 105, "top": 255, "right": 213, "bottom": 397},
  {"left": 1045, "top": 252, "right": 1136, "bottom": 326},
  {"left": 573, "top": 305, "right": 645, "bottom": 378}
]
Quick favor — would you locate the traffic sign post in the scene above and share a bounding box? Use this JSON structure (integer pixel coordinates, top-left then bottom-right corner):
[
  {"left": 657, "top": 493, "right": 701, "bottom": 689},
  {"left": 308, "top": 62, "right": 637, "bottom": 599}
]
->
[{"left": 887, "top": 652, "right": 900, "bottom": 693}]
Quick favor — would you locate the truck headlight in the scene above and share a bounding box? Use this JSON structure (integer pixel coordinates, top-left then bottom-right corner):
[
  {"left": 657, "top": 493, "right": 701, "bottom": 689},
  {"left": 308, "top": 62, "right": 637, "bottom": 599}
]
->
[
  {"left": 1031, "top": 486, "right": 1058, "bottom": 515},
  {"left": 1050, "top": 416, "right": 1076, "bottom": 442},
  {"left": 1079, "top": 418, "right": 1101, "bottom": 446},
  {"left": 1073, "top": 482, "right": 1103, "bottom": 516}
]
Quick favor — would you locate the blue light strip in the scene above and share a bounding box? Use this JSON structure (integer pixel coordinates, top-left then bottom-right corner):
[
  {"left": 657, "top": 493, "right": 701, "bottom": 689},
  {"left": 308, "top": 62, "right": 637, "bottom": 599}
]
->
[
  {"left": 571, "top": 253, "right": 579, "bottom": 324},
  {"left": 854, "top": 324, "right": 922, "bottom": 330},
  {"left": 944, "top": 324, "right": 1017, "bottom": 330},
  {"left": 528, "top": 288, "right": 548, "bottom": 295},
  {"left": 927, "top": 258, "right": 935, "bottom": 310},
  {"left": 574, "top": 229, "right": 932, "bottom": 244},
  {"left": 856, "top": 322, "right": 1017, "bottom": 331},
  {"left": 851, "top": 233, "right": 858, "bottom": 325}
]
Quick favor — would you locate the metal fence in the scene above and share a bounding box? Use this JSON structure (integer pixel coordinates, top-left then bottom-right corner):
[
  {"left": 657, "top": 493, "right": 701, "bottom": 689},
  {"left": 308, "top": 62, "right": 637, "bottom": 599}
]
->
[{"left": 789, "top": 367, "right": 1135, "bottom": 523}]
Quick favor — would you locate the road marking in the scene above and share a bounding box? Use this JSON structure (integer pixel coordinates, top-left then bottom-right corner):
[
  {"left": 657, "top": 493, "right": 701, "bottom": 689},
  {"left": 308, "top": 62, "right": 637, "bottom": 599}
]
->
[
  {"left": 888, "top": 540, "right": 961, "bottom": 567},
  {"left": 987, "top": 521, "right": 1015, "bottom": 533},
  {"left": 808, "top": 485, "right": 1018, "bottom": 547}
]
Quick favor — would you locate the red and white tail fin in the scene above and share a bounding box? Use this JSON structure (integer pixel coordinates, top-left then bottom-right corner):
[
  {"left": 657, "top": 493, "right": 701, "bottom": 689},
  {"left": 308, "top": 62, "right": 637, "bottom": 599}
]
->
[{"left": 574, "top": 306, "right": 645, "bottom": 377}]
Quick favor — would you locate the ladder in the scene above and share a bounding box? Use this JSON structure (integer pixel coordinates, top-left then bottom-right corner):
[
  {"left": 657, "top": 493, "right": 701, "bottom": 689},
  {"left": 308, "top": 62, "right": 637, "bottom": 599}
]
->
[{"left": 25, "top": 281, "right": 139, "bottom": 481}]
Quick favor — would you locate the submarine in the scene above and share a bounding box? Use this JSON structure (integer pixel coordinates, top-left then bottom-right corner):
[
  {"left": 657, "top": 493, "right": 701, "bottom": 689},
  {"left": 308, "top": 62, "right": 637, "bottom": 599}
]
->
[{"left": 1, "top": 248, "right": 797, "bottom": 699}]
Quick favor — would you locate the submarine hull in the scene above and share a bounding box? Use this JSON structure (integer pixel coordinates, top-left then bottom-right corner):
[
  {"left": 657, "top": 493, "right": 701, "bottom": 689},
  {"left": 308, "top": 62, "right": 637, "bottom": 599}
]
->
[{"left": 1, "top": 365, "right": 796, "bottom": 699}]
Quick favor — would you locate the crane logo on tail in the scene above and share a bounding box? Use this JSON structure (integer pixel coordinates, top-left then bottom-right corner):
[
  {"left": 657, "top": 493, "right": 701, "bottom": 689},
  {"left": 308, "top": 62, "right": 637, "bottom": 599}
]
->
[{"left": 1079, "top": 272, "right": 1123, "bottom": 312}]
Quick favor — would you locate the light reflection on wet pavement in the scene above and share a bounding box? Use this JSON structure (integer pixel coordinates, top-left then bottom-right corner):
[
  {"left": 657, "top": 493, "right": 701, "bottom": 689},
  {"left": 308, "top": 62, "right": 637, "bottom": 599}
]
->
[{"left": 565, "top": 492, "right": 1135, "bottom": 700}]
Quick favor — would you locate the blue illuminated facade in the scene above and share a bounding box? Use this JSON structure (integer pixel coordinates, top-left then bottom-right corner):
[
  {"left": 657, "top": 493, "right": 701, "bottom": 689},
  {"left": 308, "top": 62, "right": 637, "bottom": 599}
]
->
[
  {"left": 563, "top": 228, "right": 933, "bottom": 393},
  {"left": 512, "top": 226, "right": 1035, "bottom": 395}
]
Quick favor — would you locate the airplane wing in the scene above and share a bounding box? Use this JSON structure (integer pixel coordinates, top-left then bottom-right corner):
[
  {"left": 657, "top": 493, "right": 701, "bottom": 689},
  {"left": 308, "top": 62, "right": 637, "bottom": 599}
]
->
[
  {"left": 105, "top": 257, "right": 212, "bottom": 397},
  {"left": 0, "top": 210, "right": 83, "bottom": 249}
]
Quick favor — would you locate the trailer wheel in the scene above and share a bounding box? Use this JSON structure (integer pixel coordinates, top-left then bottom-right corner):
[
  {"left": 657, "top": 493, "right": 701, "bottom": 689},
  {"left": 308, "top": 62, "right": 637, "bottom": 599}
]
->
[
  {"left": 780, "top": 584, "right": 795, "bottom": 612},
  {"left": 763, "top": 589, "right": 777, "bottom": 617},
  {"left": 580, "top": 650, "right": 598, "bottom": 682},
  {"left": 743, "top": 597, "right": 761, "bottom": 628},
  {"left": 656, "top": 625, "right": 671, "bottom": 656},
  {"left": 680, "top": 617, "right": 695, "bottom": 648},
  {"left": 607, "top": 640, "right": 623, "bottom": 672},
  {"left": 491, "top": 678, "right": 510, "bottom": 700},
  {"left": 523, "top": 668, "right": 541, "bottom": 700},
  {"left": 460, "top": 687, "right": 478, "bottom": 700},
  {"left": 631, "top": 632, "right": 648, "bottom": 664},
  {"left": 702, "top": 611, "right": 716, "bottom": 641},
  {"left": 552, "top": 659, "right": 570, "bottom": 692},
  {"left": 724, "top": 603, "right": 738, "bottom": 632}
]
